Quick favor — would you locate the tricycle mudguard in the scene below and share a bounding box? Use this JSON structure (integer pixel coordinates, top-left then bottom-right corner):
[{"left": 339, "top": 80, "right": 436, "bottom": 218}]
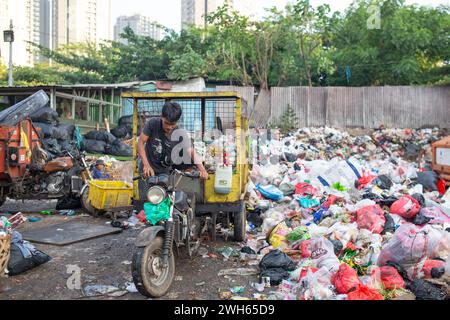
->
[{"left": 135, "top": 226, "right": 165, "bottom": 247}]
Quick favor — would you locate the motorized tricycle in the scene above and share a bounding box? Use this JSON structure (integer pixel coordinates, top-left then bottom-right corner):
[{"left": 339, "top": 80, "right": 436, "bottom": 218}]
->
[{"left": 131, "top": 168, "right": 208, "bottom": 298}]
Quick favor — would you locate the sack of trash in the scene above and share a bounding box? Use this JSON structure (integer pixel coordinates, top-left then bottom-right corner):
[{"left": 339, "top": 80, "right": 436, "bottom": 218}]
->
[
  {"left": 81, "top": 139, "right": 107, "bottom": 154},
  {"left": 259, "top": 250, "right": 297, "bottom": 286},
  {"left": 85, "top": 130, "right": 117, "bottom": 145},
  {"left": 111, "top": 124, "right": 133, "bottom": 139},
  {"left": 7, "top": 231, "right": 51, "bottom": 276},
  {"left": 105, "top": 140, "right": 133, "bottom": 157},
  {"left": 30, "top": 107, "right": 59, "bottom": 124}
]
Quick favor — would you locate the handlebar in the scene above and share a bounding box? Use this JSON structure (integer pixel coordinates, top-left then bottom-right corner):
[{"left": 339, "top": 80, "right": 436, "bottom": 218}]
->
[{"left": 133, "top": 170, "right": 201, "bottom": 181}]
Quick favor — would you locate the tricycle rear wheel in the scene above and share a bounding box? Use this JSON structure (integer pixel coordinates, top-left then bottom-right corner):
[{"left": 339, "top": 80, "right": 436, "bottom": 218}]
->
[
  {"left": 81, "top": 186, "right": 103, "bottom": 217},
  {"left": 233, "top": 204, "right": 247, "bottom": 242}
]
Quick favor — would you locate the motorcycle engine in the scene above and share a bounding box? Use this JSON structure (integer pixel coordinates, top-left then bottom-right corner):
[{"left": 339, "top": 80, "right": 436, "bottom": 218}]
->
[{"left": 46, "top": 172, "right": 65, "bottom": 194}]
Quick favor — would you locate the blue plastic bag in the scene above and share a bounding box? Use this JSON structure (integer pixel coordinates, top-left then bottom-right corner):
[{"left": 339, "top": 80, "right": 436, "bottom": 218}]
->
[{"left": 256, "top": 184, "right": 284, "bottom": 201}]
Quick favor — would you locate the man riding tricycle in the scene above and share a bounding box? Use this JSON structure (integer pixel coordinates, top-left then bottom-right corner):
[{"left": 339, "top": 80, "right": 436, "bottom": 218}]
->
[{"left": 124, "top": 92, "right": 250, "bottom": 298}]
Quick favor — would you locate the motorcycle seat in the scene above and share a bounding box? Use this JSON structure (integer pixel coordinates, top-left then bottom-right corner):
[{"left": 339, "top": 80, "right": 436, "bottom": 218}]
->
[{"left": 43, "top": 157, "right": 74, "bottom": 173}]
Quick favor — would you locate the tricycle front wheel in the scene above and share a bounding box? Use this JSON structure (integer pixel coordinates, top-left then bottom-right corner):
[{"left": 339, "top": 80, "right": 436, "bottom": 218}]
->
[{"left": 131, "top": 237, "right": 175, "bottom": 298}]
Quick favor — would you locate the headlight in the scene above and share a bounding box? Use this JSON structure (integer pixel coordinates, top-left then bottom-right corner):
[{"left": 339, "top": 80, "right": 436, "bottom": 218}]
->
[{"left": 147, "top": 186, "right": 166, "bottom": 205}]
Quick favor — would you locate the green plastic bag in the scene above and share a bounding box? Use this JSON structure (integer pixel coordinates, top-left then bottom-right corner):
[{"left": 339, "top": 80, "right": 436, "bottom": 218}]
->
[
  {"left": 144, "top": 198, "right": 171, "bottom": 226},
  {"left": 286, "top": 226, "right": 311, "bottom": 242}
]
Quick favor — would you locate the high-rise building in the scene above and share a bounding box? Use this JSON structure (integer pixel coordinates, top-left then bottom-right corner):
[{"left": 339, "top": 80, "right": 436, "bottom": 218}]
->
[
  {"left": 0, "top": 0, "right": 51, "bottom": 66},
  {"left": 180, "top": 0, "right": 266, "bottom": 29},
  {"left": 181, "top": 0, "right": 234, "bottom": 29},
  {"left": 114, "top": 14, "right": 164, "bottom": 44},
  {"left": 52, "top": 0, "right": 112, "bottom": 48}
]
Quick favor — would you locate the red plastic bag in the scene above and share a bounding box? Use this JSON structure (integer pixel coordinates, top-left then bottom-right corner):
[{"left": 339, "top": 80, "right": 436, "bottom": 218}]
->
[
  {"left": 295, "top": 183, "right": 318, "bottom": 196},
  {"left": 356, "top": 205, "right": 386, "bottom": 234},
  {"left": 137, "top": 210, "right": 148, "bottom": 223},
  {"left": 390, "top": 195, "right": 421, "bottom": 219},
  {"left": 422, "top": 259, "right": 445, "bottom": 279},
  {"left": 356, "top": 172, "right": 375, "bottom": 190},
  {"left": 378, "top": 266, "right": 405, "bottom": 290},
  {"left": 322, "top": 195, "right": 340, "bottom": 209},
  {"left": 437, "top": 179, "right": 446, "bottom": 195},
  {"left": 301, "top": 240, "right": 312, "bottom": 258},
  {"left": 332, "top": 263, "right": 362, "bottom": 294},
  {"left": 347, "top": 284, "right": 384, "bottom": 300},
  {"left": 298, "top": 267, "right": 318, "bottom": 281}
]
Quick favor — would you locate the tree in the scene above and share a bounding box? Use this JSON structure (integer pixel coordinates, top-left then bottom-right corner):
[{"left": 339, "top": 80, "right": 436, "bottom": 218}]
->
[{"left": 167, "top": 45, "right": 207, "bottom": 80}]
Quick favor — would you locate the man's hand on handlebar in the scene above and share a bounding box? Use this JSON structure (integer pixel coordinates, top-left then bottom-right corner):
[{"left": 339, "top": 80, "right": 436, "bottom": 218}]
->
[
  {"left": 199, "top": 168, "right": 209, "bottom": 180},
  {"left": 143, "top": 163, "right": 155, "bottom": 178}
]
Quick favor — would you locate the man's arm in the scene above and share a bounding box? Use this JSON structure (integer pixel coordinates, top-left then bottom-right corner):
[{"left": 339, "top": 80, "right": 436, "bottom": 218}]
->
[
  {"left": 137, "top": 132, "right": 155, "bottom": 177},
  {"left": 189, "top": 147, "right": 209, "bottom": 180}
]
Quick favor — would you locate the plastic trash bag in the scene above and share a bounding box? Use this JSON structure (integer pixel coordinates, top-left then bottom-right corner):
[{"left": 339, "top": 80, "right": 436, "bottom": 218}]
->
[
  {"left": 30, "top": 107, "right": 59, "bottom": 124},
  {"left": 372, "top": 175, "right": 393, "bottom": 190},
  {"left": 371, "top": 266, "right": 405, "bottom": 290},
  {"left": 7, "top": 231, "right": 52, "bottom": 276},
  {"left": 260, "top": 268, "right": 291, "bottom": 286},
  {"left": 356, "top": 205, "right": 386, "bottom": 234},
  {"left": 332, "top": 263, "right": 362, "bottom": 294},
  {"left": 256, "top": 184, "right": 284, "bottom": 201},
  {"left": 279, "top": 183, "right": 296, "bottom": 196},
  {"left": 316, "top": 157, "right": 363, "bottom": 189},
  {"left": 260, "top": 250, "right": 297, "bottom": 271},
  {"left": 85, "top": 130, "right": 117, "bottom": 144},
  {"left": 105, "top": 140, "right": 133, "bottom": 157},
  {"left": 268, "top": 221, "right": 291, "bottom": 249},
  {"left": 346, "top": 284, "right": 384, "bottom": 300},
  {"left": 422, "top": 259, "right": 445, "bottom": 279},
  {"left": 377, "top": 224, "right": 450, "bottom": 276},
  {"left": 382, "top": 213, "right": 396, "bottom": 234},
  {"left": 298, "top": 197, "right": 320, "bottom": 209},
  {"left": 307, "top": 237, "right": 340, "bottom": 272},
  {"left": 81, "top": 139, "right": 107, "bottom": 154},
  {"left": 390, "top": 195, "right": 421, "bottom": 219},
  {"left": 300, "top": 267, "right": 335, "bottom": 300},
  {"left": 33, "top": 122, "right": 54, "bottom": 138},
  {"left": 420, "top": 207, "right": 450, "bottom": 225},
  {"left": 407, "top": 279, "right": 447, "bottom": 300},
  {"left": 295, "top": 183, "right": 318, "bottom": 196},
  {"left": 416, "top": 171, "right": 438, "bottom": 192}
]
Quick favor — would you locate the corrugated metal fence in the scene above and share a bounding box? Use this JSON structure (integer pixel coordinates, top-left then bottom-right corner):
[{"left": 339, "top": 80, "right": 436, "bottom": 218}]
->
[{"left": 220, "top": 86, "right": 450, "bottom": 129}]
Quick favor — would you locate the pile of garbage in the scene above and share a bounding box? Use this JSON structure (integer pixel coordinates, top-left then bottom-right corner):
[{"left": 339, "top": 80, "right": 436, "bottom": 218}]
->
[
  {"left": 30, "top": 108, "right": 80, "bottom": 159},
  {"left": 81, "top": 128, "right": 133, "bottom": 157},
  {"left": 242, "top": 127, "right": 450, "bottom": 300}
]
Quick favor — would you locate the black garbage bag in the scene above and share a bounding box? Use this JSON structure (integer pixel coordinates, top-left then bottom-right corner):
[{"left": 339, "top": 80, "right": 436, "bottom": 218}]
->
[
  {"left": 330, "top": 239, "right": 343, "bottom": 255},
  {"left": 58, "top": 140, "right": 78, "bottom": 155},
  {"left": 111, "top": 125, "right": 133, "bottom": 139},
  {"left": 260, "top": 250, "right": 297, "bottom": 271},
  {"left": 431, "top": 267, "right": 445, "bottom": 279},
  {"left": 56, "top": 197, "right": 82, "bottom": 210},
  {"left": 405, "top": 143, "right": 421, "bottom": 160},
  {"left": 378, "top": 196, "right": 399, "bottom": 207},
  {"left": 42, "top": 138, "right": 62, "bottom": 156},
  {"left": 386, "top": 261, "right": 409, "bottom": 280},
  {"left": 118, "top": 115, "right": 134, "bottom": 126},
  {"left": 58, "top": 124, "right": 76, "bottom": 140},
  {"left": 284, "top": 152, "right": 297, "bottom": 163},
  {"left": 373, "top": 175, "right": 393, "bottom": 190},
  {"left": 409, "top": 210, "right": 432, "bottom": 225},
  {"left": 411, "top": 193, "right": 426, "bottom": 207},
  {"left": 30, "top": 107, "right": 59, "bottom": 124},
  {"left": 260, "top": 268, "right": 290, "bottom": 286},
  {"left": 382, "top": 213, "right": 396, "bottom": 234},
  {"left": 81, "top": 139, "right": 106, "bottom": 154},
  {"left": 33, "top": 122, "right": 54, "bottom": 139},
  {"left": 7, "top": 231, "right": 52, "bottom": 276},
  {"left": 362, "top": 192, "right": 381, "bottom": 201},
  {"left": 105, "top": 140, "right": 132, "bottom": 157},
  {"left": 241, "top": 247, "right": 256, "bottom": 255},
  {"left": 407, "top": 279, "right": 447, "bottom": 300},
  {"left": 52, "top": 126, "right": 69, "bottom": 140},
  {"left": 416, "top": 171, "right": 438, "bottom": 192},
  {"left": 247, "top": 210, "right": 264, "bottom": 228},
  {"left": 85, "top": 130, "right": 117, "bottom": 144}
]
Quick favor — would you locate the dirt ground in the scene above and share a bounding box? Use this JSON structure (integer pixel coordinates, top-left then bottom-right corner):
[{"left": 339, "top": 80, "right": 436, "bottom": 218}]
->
[{"left": 0, "top": 200, "right": 262, "bottom": 301}]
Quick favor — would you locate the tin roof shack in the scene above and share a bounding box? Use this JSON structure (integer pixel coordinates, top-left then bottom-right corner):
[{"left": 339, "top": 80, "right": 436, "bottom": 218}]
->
[{"left": 0, "top": 82, "right": 156, "bottom": 133}]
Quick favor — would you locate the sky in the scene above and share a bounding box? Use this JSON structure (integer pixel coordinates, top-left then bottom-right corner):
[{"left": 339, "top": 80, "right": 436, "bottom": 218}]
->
[{"left": 111, "top": 0, "right": 450, "bottom": 32}]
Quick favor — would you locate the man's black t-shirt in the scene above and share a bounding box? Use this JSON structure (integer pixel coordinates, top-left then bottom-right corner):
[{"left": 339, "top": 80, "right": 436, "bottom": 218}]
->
[{"left": 143, "top": 117, "right": 191, "bottom": 175}]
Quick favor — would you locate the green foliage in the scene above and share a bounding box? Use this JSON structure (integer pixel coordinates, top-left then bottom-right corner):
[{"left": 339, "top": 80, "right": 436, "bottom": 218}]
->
[
  {"left": 11, "top": 0, "right": 449, "bottom": 87},
  {"left": 276, "top": 105, "right": 299, "bottom": 134}
]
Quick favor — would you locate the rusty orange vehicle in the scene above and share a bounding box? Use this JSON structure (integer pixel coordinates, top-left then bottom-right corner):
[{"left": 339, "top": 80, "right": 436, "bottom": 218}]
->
[{"left": 0, "top": 91, "right": 91, "bottom": 206}]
